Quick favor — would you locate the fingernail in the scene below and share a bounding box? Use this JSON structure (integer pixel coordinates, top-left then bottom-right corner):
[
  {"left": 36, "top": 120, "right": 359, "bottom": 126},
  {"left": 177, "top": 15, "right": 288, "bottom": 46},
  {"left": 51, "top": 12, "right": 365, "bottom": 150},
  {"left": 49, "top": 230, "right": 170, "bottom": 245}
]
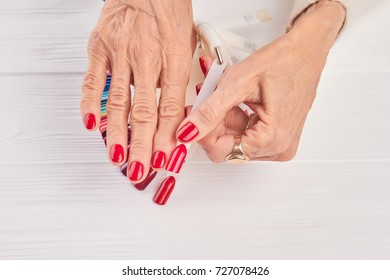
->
[
  {"left": 151, "top": 151, "right": 166, "bottom": 169},
  {"left": 110, "top": 144, "right": 125, "bottom": 163},
  {"left": 166, "top": 144, "right": 187, "bottom": 173},
  {"left": 195, "top": 84, "right": 202, "bottom": 95},
  {"left": 154, "top": 176, "right": 176, "bottom": 205},
  {"left": 199, "top": 57, "right": 207, "bottom": 75},
  {"left": 177, "top": 122, "right": 199, "bottom": 143},
  {"left": 84, "top": 113, "right": 96, "bottom": 130},
  {"left": 135, "top": 168, "right": 158, "bottom": 191},
  {"left": 128, "top": 161, "right": 144, "bottom": 181}
]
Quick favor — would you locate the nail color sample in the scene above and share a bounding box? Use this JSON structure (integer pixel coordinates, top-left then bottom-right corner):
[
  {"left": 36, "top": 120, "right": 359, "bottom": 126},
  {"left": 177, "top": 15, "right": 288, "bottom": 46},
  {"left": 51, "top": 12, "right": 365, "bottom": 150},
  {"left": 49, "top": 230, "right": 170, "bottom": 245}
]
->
[
  {"left": 110, "top": 144, "right": 125, "bottom": 163},
  {"left": 120, "top": 162, "right": 128, "bottom": 176},
  {"left": 199, "top": 57, "right": 207, "bottom": 75},
  {"left": 84, "top": 113, "right": 96, "bottom": 130},
  {"left": 177, "top": 122, "right": 199, "bottom": 143},
  {"left": 128, "top": 161, "right": 144, "bottom": 181},
  {"left": 195, "top": 84, "right": 202, "bottom": 95},
  {"left": 135, "top": 168, "right": 158, "bottom": 191},
  {"left": 166, "top": 144, "right": 187, "bottom": 173},
  {"left": 154, "top": 176, "right": 176, "bottom": 205},
  {"left": 151, "top": 151, "right": 167, "bottom": 169}
]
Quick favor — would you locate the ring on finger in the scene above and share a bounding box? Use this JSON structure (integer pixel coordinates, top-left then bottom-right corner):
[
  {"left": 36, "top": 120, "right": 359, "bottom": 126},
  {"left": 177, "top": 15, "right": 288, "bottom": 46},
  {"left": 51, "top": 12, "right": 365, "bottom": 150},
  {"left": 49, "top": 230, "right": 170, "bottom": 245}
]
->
[{"left": 225, "top": 135, "right": 249, "bottom": 164}]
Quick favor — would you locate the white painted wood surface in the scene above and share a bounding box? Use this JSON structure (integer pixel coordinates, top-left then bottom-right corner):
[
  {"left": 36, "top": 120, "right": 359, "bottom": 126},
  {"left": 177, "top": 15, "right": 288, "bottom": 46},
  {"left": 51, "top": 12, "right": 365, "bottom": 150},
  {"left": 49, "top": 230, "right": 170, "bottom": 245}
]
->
[{"left": 0, "top": 0, "right": 390, "bottom": 259}]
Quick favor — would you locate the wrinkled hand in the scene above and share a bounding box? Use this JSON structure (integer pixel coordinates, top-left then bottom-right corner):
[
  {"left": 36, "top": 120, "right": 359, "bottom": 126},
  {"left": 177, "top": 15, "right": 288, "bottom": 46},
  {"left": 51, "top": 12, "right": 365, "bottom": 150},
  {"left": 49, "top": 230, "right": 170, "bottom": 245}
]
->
[
  {"left": 177, "top": 1, "right": 346, "bottom": 162},
  {"left": 81, "top": 0, "right": 196, "bottom": 183}
]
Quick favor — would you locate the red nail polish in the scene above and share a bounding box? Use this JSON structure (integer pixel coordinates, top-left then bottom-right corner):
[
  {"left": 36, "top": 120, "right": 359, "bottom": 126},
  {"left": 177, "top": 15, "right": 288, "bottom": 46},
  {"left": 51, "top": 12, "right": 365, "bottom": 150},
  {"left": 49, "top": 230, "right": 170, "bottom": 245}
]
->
[
  {"left": 110, "top": 144, "right": 125, "bottom": 163},
  {"left": 135, "top": 168, "right": 158, "bottom": 191},
  {"left": 84, "top": 113, "right": 96, "bottom": 130},
  {"left": 199, "top": 57, "right": 207, "bottom": 75},
  {"left": 128, "top": 161, "right": 144, "bottom": 181},
  {"left": 154, "top": 176, "right": 176, "bottom": 205},
  {"left": 195, "top": 84, "right": 202, "bottom": 95},
  {"left": 151, "top": 151, "right": 166, "bottom": 169},
  {"left": 166, "top": 144, "right": 187, "bottom": 173},
  {"left": 177, "top": 122, "right": 199, "bottom": 143}
]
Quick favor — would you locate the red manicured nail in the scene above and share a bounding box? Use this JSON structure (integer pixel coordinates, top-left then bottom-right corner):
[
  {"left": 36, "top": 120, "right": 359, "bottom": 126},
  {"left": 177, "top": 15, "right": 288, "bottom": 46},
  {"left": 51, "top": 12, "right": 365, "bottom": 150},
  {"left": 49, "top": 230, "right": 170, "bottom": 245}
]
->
[
  {"left": 84, "top": 113, "right": 96, "bottom": 130},
  {"left": 110, "top": 144, "right": 124, "bottom": 163},
  {"left": 128, "top": 161, "right": 144, "bottom": 181},
  {"left": 177, "top": 122, "right": 199, "bottom": 143},
  {"left": 166, "top": 144, "right": 187, "bottom": 173},
  {"left": 154, "top": 176, "right": 176, "bottom": 205},
  {"left": 151, "top": 151, "right": 166, "bottom": 169},
  {"left": 199, "top": 57, "right": 207, "bottom": 75},
  {"left": 195, "top": 84, "right": 202, "bottom": 95},
  {"left": 135, "top": 168, "right": 158, "bottom": 191}
]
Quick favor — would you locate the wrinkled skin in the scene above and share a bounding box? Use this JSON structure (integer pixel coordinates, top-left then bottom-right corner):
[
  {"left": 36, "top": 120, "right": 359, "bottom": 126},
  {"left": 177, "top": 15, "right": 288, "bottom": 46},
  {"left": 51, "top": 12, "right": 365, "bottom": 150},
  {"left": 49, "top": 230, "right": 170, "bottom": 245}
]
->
[{"left": 81, "top": 0, "right": 196, "bottom": 183}]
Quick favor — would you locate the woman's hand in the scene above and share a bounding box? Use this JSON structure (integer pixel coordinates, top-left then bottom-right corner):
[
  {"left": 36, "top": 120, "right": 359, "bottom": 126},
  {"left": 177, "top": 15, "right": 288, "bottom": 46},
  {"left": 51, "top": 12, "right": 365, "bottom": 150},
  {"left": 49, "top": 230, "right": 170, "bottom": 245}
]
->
[
  {"left": 177, "top": 0, "right": 346, "bottom": 162},
  {"left": 80, "top": 0, "right": 196, "bottom": 183}
]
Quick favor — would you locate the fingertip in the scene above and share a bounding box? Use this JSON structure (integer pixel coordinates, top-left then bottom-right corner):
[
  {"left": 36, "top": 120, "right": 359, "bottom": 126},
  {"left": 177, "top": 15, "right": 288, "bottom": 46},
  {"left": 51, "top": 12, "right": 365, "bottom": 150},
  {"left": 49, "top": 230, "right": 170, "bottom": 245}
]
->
[
  {"left": 127, "top": 161, "right": 145, "bottom": 183},
  {"left": 176, "top": 121, "right": 199, "bottom": 143},
  {"left": 84, "top": 113, "right": 98, "bottom": 131},
  {"left": 109, "top": 144, "right": 127, "bottom": 166},
  {"left": 151, "top": 151, "right": 167, "bottom": 170}
]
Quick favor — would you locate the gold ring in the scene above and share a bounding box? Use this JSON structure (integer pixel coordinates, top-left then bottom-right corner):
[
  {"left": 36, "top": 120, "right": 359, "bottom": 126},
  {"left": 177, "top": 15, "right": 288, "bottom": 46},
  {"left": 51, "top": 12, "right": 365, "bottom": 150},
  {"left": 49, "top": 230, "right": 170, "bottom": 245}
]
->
[{"left": 225, "top": 135, "right": 249, "bottom": 164}]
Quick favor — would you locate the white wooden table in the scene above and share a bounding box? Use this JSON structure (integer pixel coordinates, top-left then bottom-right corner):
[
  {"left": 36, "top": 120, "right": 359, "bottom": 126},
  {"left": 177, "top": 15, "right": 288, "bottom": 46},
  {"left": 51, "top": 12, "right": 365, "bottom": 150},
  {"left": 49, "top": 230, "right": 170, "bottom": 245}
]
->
[{"left": 0, "top": 0, "right": 389, "bottom": 259}]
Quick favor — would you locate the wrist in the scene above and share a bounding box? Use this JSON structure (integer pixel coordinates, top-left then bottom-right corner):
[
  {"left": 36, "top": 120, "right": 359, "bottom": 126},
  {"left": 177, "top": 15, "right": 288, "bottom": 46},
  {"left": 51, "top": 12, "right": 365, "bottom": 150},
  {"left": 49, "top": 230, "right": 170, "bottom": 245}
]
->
[{"left": 288, "top": 1, "right": 346, "bottom": 54}]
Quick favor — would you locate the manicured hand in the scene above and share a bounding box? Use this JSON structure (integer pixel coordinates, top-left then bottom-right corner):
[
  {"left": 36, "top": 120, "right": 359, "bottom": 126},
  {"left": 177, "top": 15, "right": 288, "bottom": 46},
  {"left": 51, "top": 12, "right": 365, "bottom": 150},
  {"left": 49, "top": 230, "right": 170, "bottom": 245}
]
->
[
  {"left": 80, "top": 0, "right": 196, "bottom": 183},
  {"left": 177, "top": 1, "right": 346, "bottom": 162}
]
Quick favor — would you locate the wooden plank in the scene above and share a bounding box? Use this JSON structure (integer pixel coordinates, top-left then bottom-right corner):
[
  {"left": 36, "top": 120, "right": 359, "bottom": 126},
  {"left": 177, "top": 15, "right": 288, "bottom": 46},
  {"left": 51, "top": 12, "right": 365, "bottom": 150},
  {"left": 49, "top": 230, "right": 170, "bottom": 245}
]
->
[{"left": 0, "top": 161, "right": 390, "bottom": 259}]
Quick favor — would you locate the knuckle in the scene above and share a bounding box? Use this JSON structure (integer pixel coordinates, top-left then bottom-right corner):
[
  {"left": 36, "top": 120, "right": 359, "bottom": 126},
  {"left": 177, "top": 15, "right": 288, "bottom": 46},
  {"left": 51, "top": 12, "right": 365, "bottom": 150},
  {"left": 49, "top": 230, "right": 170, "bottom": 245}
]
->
[
  {"left": 159, "top": 97, "right": 183, "bottom": 119},
  {"left": 82, "top": 72, "right": 100, "bottom": 93},
  {"left": 222, "top": 66, "right": 242, "bottom": 86},
  {"left": 107, "top": 90, "right": 130, "bottom": 113},
  {"left": 107, "top": 122, "right": 127, "bottom": 137},
  {"left": 197, "top": 102, "right": 217, "bottom": 125},
  {"left": 130, "top": 138, "right": 152, "bottom": 154},
  {"left": 131, "top": 102, "right": 157, "bottom": 125},
  {"left": 88, "top": 30, "right": 102, "bottom": 49},
  {"left": 133, "top": 43, "right": 157, "bottom": 60}
]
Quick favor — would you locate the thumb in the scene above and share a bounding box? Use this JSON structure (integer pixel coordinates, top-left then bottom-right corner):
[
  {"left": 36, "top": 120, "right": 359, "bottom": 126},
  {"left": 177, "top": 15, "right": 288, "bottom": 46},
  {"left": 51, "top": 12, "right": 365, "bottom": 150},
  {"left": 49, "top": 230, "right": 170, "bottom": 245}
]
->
[{"left": 176, "top": 82, "right": 241, "bottom": 143}]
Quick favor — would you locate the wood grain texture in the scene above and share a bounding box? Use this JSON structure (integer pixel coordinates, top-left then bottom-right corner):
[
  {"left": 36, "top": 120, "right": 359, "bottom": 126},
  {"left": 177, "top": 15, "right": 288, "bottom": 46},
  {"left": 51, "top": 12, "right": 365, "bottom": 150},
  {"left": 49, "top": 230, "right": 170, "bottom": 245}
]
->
[{"left": 0, "top": 0, "right": 390, "bottom": 259}]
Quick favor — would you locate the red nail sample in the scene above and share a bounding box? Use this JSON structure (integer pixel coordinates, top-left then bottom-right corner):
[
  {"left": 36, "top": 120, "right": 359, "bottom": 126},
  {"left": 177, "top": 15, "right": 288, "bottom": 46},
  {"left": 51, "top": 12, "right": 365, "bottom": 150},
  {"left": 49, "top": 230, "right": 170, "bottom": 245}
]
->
[
  {"left": 84, "top": 113, "right": 96, "bottom": 130},
  {"left": 120, "top": 162, "right": 128, "bottom": 176},
  {"left": 151, "top": 151, "right": 166, "bottom": 169},
  {"left": 110, "top": 144, "right": 124, "bottom": 163},
  {"left": 195, "top": 84, "right": 202, "bottom": 95},
  {"left": 135, "top": 168, "right": 158, "bottom": 191},
  {"left": 154, "top": 176, "right": 176, "bottom": 205},
  {"left": 177, "top": 122, "right": 199, "bottom": 143},
  {"left": 166, "top": 144, "right": 187, "bottom": 173},
  {"left": 199, "top": 57, "right": 207, "bottom": 75},
  {"left": 128, "top": 161, "right": 144, "bottom": 181}
]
